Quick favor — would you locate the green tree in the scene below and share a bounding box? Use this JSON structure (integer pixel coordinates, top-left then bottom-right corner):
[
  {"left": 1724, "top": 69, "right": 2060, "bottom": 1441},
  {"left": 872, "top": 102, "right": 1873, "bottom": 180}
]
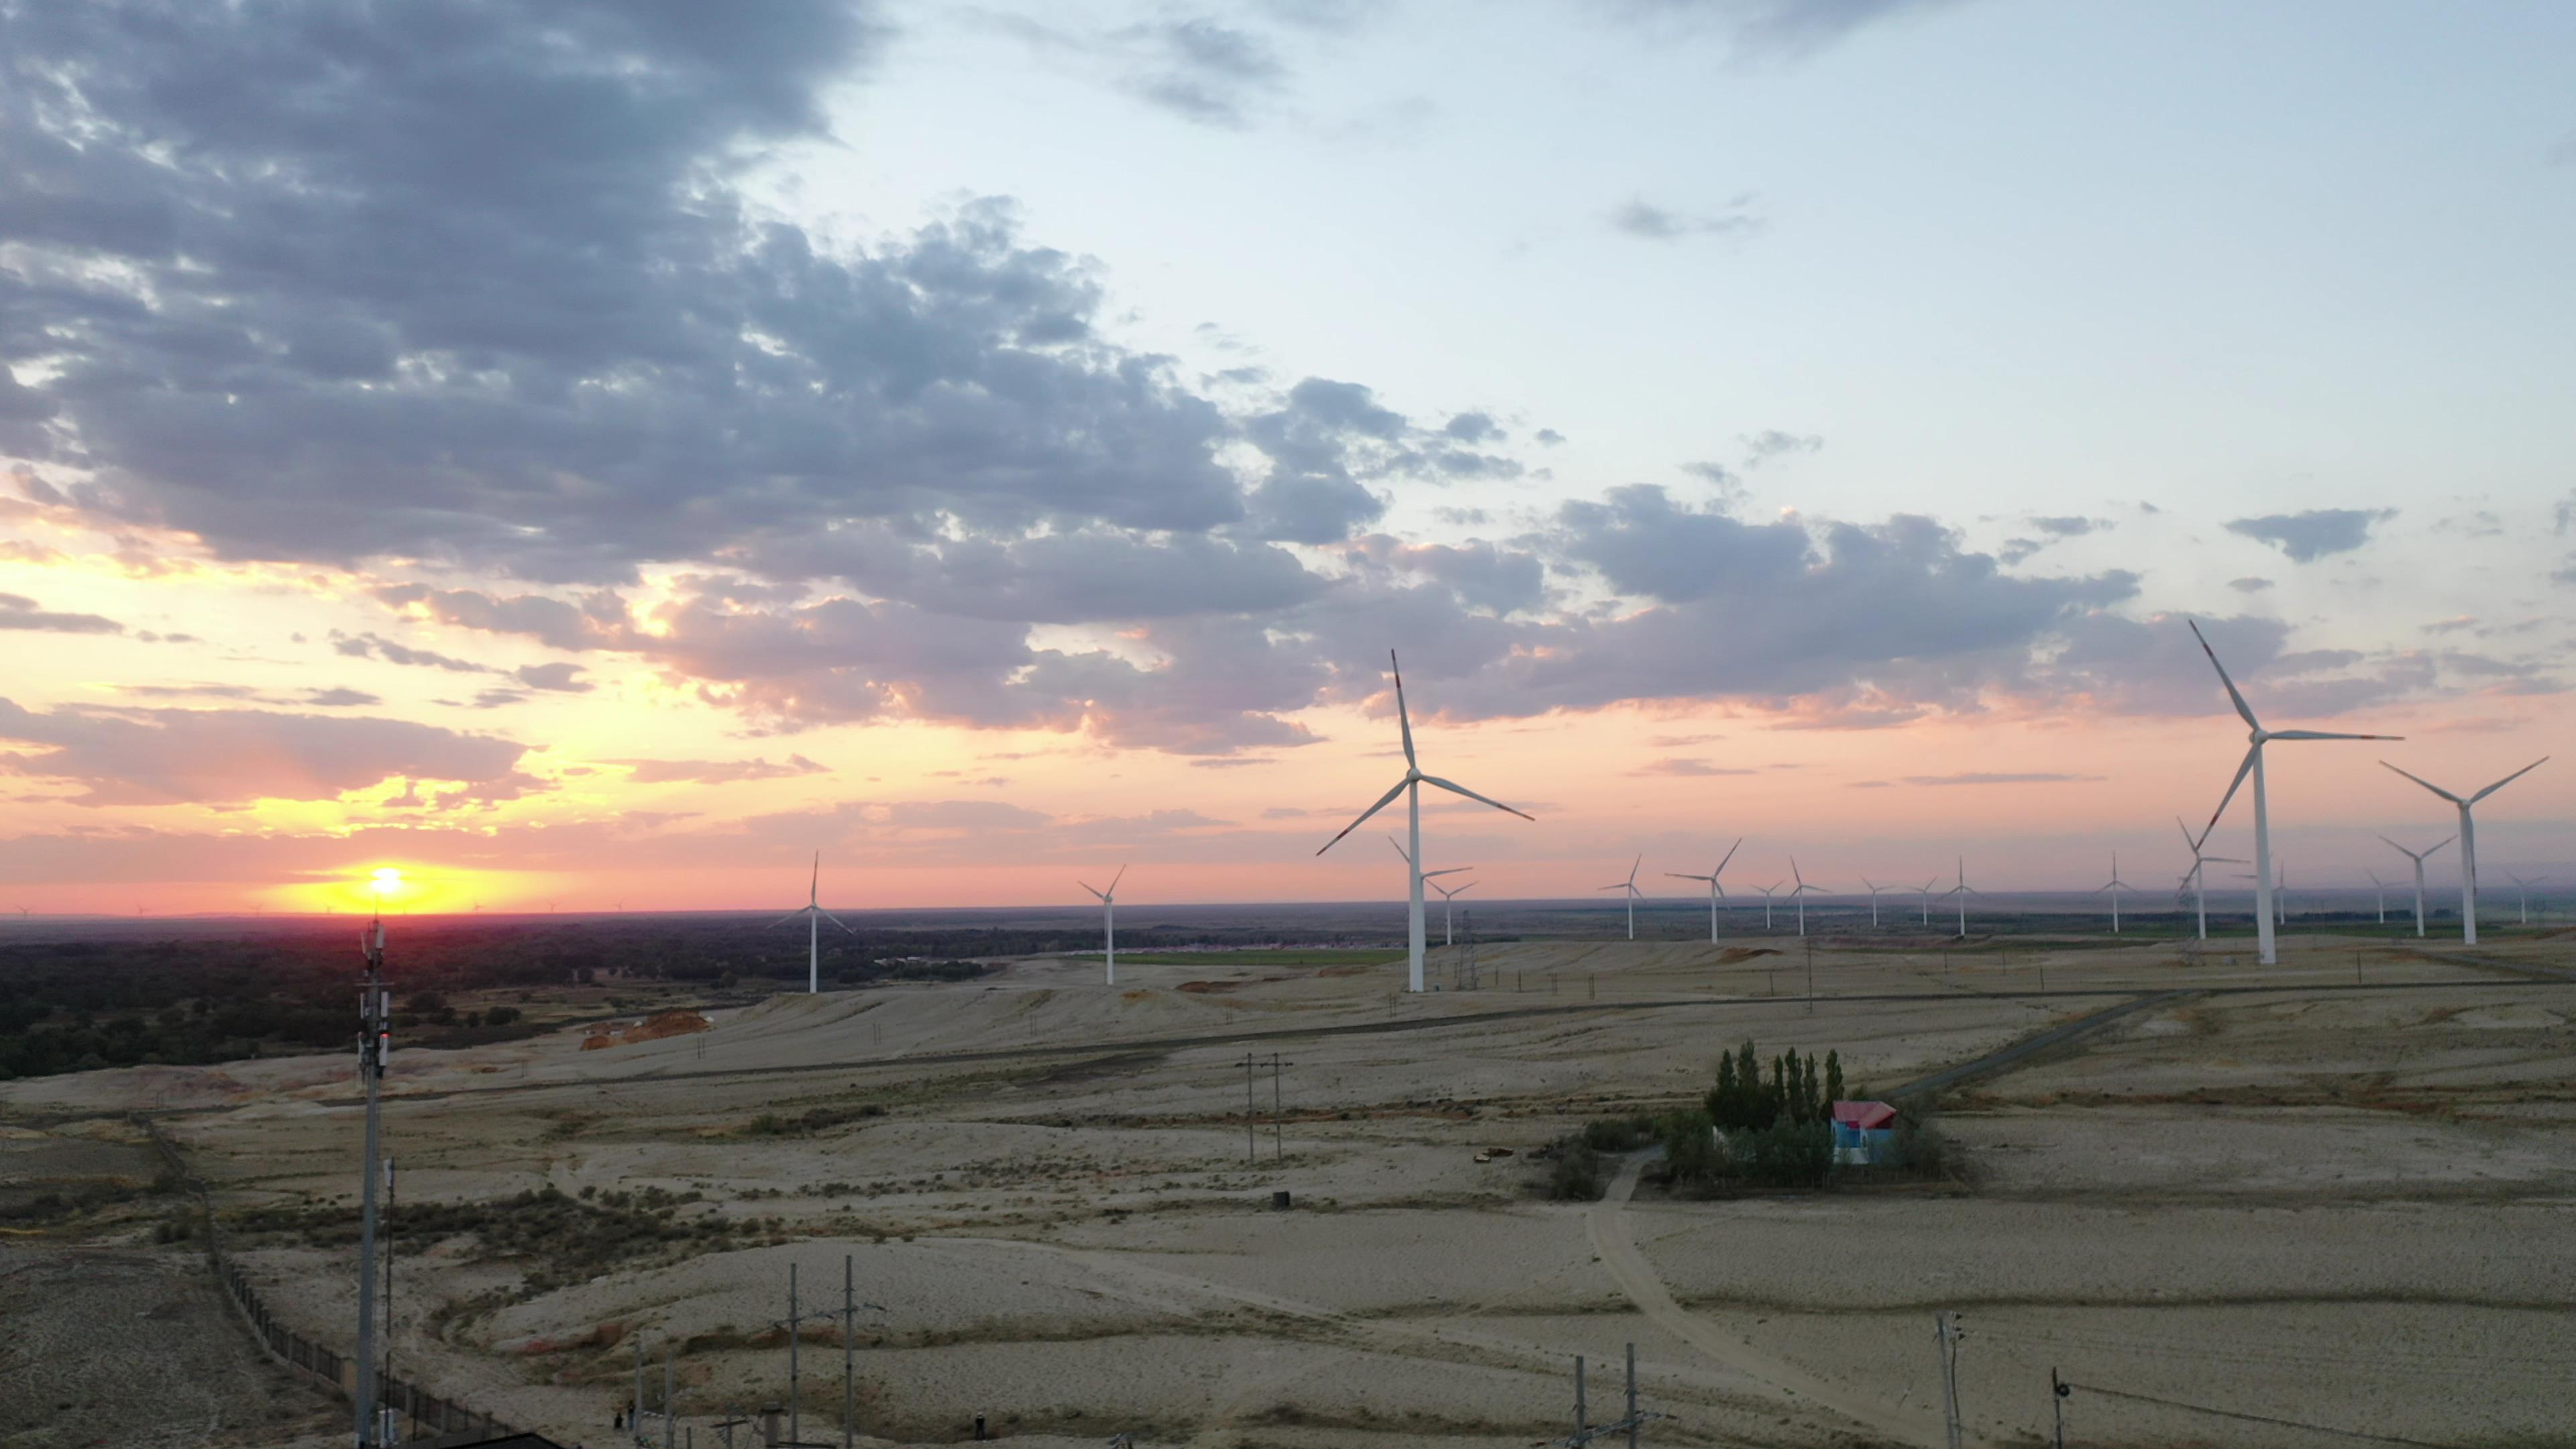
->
[{"left": 1825, "top": 1050, "right": 1845, "bottom": 1107}]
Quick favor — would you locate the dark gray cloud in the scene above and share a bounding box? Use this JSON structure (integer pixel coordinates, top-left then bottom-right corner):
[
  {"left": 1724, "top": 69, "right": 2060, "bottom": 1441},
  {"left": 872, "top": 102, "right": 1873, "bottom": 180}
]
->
[
  {"left": 0, "top": 592, "right": 121, "bottom": 634},
  {"left": 2030, "top": 515, "right": 2108, "bottom": 537},
  {"left": 333, "top": 632, "right": 487, "bottom": 674},
  {"left": 618, "top": 755, "right": 828, "bottom": 785},
  {"left": 0, "top": 696, "right": 529, "bottom": 806},
  {"left": 1741, "top": 429, "right": 1823, "bottom": 468},
  {"left": 1611, "top": 0, "right": 1970, "bottom": 59},
  {"left": 1610, "top": 197, "right": 1762, "bottom": 241},
  {"left": 1122, "top": 17, "right": 1287, "bottom": 127},
  {"left": 2224, "top": 508, "right": 2395, "bottom": 563},
  {"left": 2228, "top": 576, "right": 2275, "bottom": 593}
]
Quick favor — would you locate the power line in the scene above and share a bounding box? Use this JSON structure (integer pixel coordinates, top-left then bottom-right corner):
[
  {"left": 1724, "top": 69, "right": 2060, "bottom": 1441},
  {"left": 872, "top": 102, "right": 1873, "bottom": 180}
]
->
[{"left": 2066, "top": 1381, "right": 2453, "bottom": 1446}]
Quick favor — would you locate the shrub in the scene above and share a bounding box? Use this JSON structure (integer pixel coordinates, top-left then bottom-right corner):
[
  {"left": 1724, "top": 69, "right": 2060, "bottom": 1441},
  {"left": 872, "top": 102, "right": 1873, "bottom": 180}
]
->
[
  {"left": 1727, "top": 1119, "right": 1833, "bottom": 1189},
  {"left": 1546, "top": 1140, "right": 1604, "bottom": 1201},
  {"left": 1579, "top": 1114, "right": 1657, "bottom": 1153}
]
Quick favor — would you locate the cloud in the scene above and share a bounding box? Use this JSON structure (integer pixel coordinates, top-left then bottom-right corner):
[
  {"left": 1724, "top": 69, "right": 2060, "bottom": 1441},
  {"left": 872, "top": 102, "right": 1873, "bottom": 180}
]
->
[
  {"left": 1122, "top": 18, "right": 1287, "bottom": 127},
  {"left": 617, "top": 755, "right": 829, "bottom": 786},
  {"left": 512, "top": 662, "right": 593, "bottom": 694},
  {"left": 2224, "top": 508, "right": 2395, "bottom": 563},
  {"left": 1610, "top": 196, "right": 1761, "bottom": 241},
  {"left": 1740, "top": 430, "right": 1823, "bottom": 468},
  {"left": 1613, "top": 0, "right": 1971, "bottom": 60},
  {"left": 1898, "top": 771, "right": 2102, "bottom": 786},
  {"left": 333, "top": 632, "right": 488, "bottom": 674},
  {"left": 1629, "top": 759, "right": 1756, "bottom": 776},
  {"left": 2227, "top": 576, "right": 2274, "bottom": 594},
  {"left": 0, "top": 592, "right": 121, "bottom": 635},
  {"left": 0, "top": 698, "right": 529, "bottom": 807}
]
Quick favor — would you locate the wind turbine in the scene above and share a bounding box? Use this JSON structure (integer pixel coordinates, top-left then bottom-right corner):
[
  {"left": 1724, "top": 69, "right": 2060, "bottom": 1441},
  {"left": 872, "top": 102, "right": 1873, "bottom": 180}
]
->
[
  {"left": 2378, "top": 835, "right": 2452, "bottom": 939},
  {"left": 1917, "top": 877, "right": 1939, "bottom": 926},
  {"left": 1665, "top": 837, "right": 1743, "bottom": 945},
  {"left": 2190, "top": 620, "right": 2401, "bottom": 966},
  {"left": 1597, "top": 855, "right": 1645, "bottom": 939},
  {"left": 1754, "top": 881, "right": 1783, "bottom": 932},
  {"left": 1430, "top": 877, "right": 1477, "bottom": 945},
  {"left": 2098, "top": 852, "right": 2133, "bottom": 934},
  {"left": 1316, "top": 651, "right": 1534, "bottom": 993},
  {"left": 1943, "top": 857, "right": 1979, "bottom": 938},
  {"left": 2380, "top": 757, "right": 2548, "bottom": 947},
  {"left": 2175, "top": 820, "right": 2242, "bottom": 943},
  {"left": 2364, "top": 869, "right": 2387, "bottom": 926},
  {"left": 1077, "top": 865, "right": 1126, "bottom": 984},
  {"left": 1858, "top": 876, "right": 1887, "bottom": 929},
  {"left": 1787, "top": 857, "right": 1829, "bottom": 938},
  {"left": 771, "top": 853, "right": 852, "bottom": 994},
  {"left": 1388, "top": 836, "right": 1472, "bottom": 890},
  {"left": 2504, "top": 870, "right": 2544, "bottom": 927}
]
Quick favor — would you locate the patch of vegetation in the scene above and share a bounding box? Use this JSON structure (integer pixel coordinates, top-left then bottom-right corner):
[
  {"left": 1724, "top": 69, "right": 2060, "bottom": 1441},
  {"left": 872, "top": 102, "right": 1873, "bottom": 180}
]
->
[
  {"left": 229, "top": 1183, "right": 741, "bottom": 1293},
  {"left": 1093, "top": 950, "right": 1406, "bottom": 967},
  {"left": 743, "top": 1102, "right": 888, "bottom": 1137}
]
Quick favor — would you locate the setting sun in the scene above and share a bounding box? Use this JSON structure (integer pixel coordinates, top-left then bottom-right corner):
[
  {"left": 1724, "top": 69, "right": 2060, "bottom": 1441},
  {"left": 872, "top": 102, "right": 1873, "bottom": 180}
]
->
[{"left": 370, "top": 867, "right": 406, "bottom": 897}]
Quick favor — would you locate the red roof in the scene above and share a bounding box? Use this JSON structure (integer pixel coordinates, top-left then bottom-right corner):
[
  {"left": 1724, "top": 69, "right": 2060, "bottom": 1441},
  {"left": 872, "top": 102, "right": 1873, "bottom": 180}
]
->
[{"left": 1832, "top": 1100, "right": 1898, "bottom": 1130}]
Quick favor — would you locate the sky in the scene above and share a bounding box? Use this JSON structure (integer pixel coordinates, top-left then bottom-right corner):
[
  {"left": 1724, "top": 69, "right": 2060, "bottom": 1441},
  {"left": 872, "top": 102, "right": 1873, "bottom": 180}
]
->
[{"left": 2, "top": 0, "right": 2573, "bottom": 916}]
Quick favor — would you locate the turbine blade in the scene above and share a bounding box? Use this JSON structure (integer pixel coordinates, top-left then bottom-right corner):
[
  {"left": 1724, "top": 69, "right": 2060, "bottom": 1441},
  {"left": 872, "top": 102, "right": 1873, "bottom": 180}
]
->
[
  {"left": 2426, "top": 836, "right": 2455, "bottom": 857},
  {"left": 1077, "top": 881, "right": 1104, "bottom": 900},
  {"left": 1318, "top": 777, "right": 1410, "bottom": 856},
  {"left": 2187, "top": 619, "right": 2263, "bottom": 730},
  {"left": 1108, "top": 863, "right": 1127, "bottom": 894},
  {"left": 1390, "top": 649, "right": 1417, "bottom": 770},
  {"left": 2379, "top": 760, "right": 2464, "bottom": 803},
  {"left": 820, "top": 910, "right": 855, "bottom": 934},
  {"left": 1417, "top": 773, "right": 1535, "bottom": 821},
  {"left": 1627, "top": 853, "right": 1642, "bottom": 885},
  {"left": 1597, "top": 884, "right": 1626, "bottom": 892},
  {"left": 1664, "top": 873, "right": 1713, "bottom": 881},
  {"left": 1453, "top": 881, "right": 1477, "bottom": 898},
  {"left": 1715, "top": 837, "right": 1743, "bottom": 875},
  {"left": 770, "top": 908, "right": 806, "bottom": 929},
  {"left": 2470, "top": 755, "right": 2549, "bottom": 803},
  {"left": 1386, "top": 835, "right": 1411, "bottom": 865},
  {"left": 2204, "top": 744, "right": 2261, "bottom": 837},
  {"left": 2269, "top": 729, "right": 2401, "bottom": 742},
  {"left": 1422, "top": 866, "right": 1472, "bottom": 879}
]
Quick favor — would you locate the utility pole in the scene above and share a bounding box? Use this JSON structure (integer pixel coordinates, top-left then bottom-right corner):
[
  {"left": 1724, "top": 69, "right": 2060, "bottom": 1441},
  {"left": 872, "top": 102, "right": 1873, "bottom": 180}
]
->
[
  {"left": 383, "top": 1156, "right": 396, "bottom": 1434},
  {"left": 354, "top": 911, "right": 390, "bottom": 1448},
  {"left": 2051, "top": 1366, "right": 2068, "bottom": 1449},
  {"left": 1270, "top": 1054, "right": 1284, "bottom": 1163},
  {"left": 790, "top": 1263, "right": 802, "bottom": 1446},
  {"left": 665, "top": 1340, "right": 676, "bottom": 1449},
  {"left": 839, "top": 1254, "right": 885, "bottom": 1449},
  {"left": 1558, "top": 1346, "right": 1662, "bottom": 1447},
  {"left": 1935, "top": 1312, "right": 1964, "bottom": 1449},
  {"left": 1625, "top": 1342, "right": 1639, "bottom": 1449},
  {"left": 634, "top": 1332, "right": 645, "bottom": 1445},
  {"left": 1244, "top": 1053, "right": 1256, "bottom": 1165}
]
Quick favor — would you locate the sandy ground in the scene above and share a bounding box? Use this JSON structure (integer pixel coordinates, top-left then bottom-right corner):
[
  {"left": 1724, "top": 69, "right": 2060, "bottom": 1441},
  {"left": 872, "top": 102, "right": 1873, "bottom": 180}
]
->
[{"left": 7, "top": 931, "right": 2575, "bottom": 1446}]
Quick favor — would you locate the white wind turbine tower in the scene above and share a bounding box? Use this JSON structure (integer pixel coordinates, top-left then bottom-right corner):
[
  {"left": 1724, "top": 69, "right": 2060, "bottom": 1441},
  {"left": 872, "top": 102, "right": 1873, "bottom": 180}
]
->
[
  {"left": 1597, "top": 855, "right": 1646, "bottom": 939},
  {"left": 2381, "top": 757, "right": 2548, "bottom": 947},
  {"left": 2176, "top": 817, "right": 2245, "bottom": 943},
  {"left": 1430, "top": 877, "right": 1477, "bottom": 945},
  {"left": 2504, "top": 870, "right": 2544, "bottom": 927},
  {"left": 2378, "top": 834, "right": 2453, "bottom": 939},
  {"left": 1787, "top": 857, "right": 1829, "bottom": 938},
  {"left": 2190, "top": 620, "right": 2401, "bottom": 967},
  {"left": 1665, "top": 837, "right": 1743, "bottom": 945},
  {"left": 1917, "top": 877, "right": 1939, "bottom": 926},
  {"left": 1077, "top": 865, "right": 1126, "bottom": 985},
  {"left": 772, "top": 853, "right": 853, "bottom": 994},
  {"left": 2364, "top": 869, "right": 2387, "bottom": 926},
  {"left": 2098, "top": 852, "right": 2133, "bottom": 933},
  {"left": 1316, "top": 651, "right": 1534, "bottom": 993},
  {"left": 1858, "top": 876, "right": 1888, "bottom": 928},
  {"left": 1754, "top": 880, "right": 1784, "bottom": 931}
]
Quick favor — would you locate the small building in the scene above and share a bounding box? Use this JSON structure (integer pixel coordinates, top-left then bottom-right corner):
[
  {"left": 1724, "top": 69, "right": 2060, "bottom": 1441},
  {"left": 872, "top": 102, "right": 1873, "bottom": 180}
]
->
[{"left": 1830, "top": 1100, "right": 1899, "bottom": 1166}]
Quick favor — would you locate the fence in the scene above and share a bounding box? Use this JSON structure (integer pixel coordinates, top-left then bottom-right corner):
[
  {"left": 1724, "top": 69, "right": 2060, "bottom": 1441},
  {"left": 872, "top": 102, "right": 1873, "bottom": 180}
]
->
[{"left": 139, "top": 1114, "right": 521, "bottom": 1447}]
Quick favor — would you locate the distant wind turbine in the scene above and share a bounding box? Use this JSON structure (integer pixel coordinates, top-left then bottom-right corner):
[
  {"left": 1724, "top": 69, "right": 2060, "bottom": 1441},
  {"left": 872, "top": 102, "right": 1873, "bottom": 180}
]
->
[
  {"left": 2380, "top": 757, "right": 2548, "bottom": 947},
  {"left": 1754, "top": 880, "right": 1783, "bottom": 932},
  {"left": 1389, "top": 836, "right": 1472, "bottom": 888},
  {"left": 1597, "top": 855, "right": 1645, "bottom": 939},
  {"left": 1077, "top": 865, "right": 1126, "bottom": 985},
  {"left": 1316, "top": 650, "right": 1534, "bottom": 993},
  {"left": 2364, "top": 869, "right": 2387, "bottom": 926},
  {"left": 1943, "top": 857, "right": 1980, "bottom": 938},
  {"left": 2190, "top": 620, "right": 2400, "bottom": 966},
  {"left": 1917, "top": 877, "right": 1939, "bottom": 926},
  {"left": 771, "top": 853, "right": 853, "bottom": 994},
  {"left": 1856, "top": 876, "right": 1887, "bottom": 930},
  {"left": 2504, "top": 871, "right": 2545, "bottom": 927},
  {"left": 2176, "top": 818, "right": 2244, "bottom": 943},
  {"left": 1787, "top": 857, "right": 1829, "bottom": 938},
  {"left": 1665, "top": 837, "right": 1743, "bottom": 945},
  {"left": 2098, "top": 852, "right": 2133, "bottom": 933},
  {"left": 2378, "top": 834, "right": 2453, "bottom": 939},
  {"left": 1430, "top": 877, "right": 1477, "bottom": 945}
]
